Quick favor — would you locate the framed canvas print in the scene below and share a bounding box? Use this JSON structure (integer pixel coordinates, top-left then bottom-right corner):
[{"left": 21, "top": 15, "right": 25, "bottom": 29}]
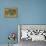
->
[{"left": 4, "top": 8, "right": 17, "bottom": 18}]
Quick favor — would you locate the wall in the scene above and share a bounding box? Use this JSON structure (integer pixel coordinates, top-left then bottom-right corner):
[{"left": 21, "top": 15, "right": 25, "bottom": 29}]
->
[{"left": 0, "top": 0, "right": 46, "bottom": 44}]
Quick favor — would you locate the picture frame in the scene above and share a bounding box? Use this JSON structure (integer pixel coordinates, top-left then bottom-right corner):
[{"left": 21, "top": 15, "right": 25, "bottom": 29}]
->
[{"left": 4, "top": 8, "right": 17, "bottom": 18}]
